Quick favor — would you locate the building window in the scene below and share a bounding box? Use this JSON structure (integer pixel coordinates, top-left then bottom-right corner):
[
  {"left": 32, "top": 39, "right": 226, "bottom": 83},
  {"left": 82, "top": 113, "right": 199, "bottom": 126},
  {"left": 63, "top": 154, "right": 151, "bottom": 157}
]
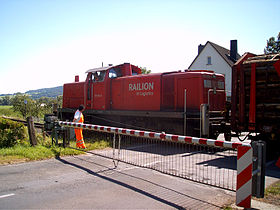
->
[{"left": 207, "top": 56, "right": 212, "bottom": 65}]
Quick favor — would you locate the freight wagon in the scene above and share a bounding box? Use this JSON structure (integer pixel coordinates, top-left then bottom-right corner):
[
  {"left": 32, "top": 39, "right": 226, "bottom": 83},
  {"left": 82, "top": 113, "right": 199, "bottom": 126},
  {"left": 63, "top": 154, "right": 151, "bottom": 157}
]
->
[
  {"left": 60, "top": 63, "right": 226, "bottom": 138},
  {"left": 231, "top": 53, "right": 280, "bottom": 156}
]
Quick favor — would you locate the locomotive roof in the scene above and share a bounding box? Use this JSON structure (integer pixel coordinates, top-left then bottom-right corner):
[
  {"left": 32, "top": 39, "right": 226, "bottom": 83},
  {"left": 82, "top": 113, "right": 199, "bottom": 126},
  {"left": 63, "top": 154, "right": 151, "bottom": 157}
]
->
[{"left": 85, "top": 65, "right": 114, "bottom": 73}]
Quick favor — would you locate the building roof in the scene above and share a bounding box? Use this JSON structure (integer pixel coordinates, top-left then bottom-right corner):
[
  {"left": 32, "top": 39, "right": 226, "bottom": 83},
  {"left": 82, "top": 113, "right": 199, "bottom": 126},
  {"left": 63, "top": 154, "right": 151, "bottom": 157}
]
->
[{"left": 188, "top": 41, "right": 241, "bottom": 69}]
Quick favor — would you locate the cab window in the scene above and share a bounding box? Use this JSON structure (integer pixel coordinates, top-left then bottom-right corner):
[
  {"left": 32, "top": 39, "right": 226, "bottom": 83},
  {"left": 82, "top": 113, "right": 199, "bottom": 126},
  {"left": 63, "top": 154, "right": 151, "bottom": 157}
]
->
[
  {"left": 109, "top": 69, "right": 117, "bottom": 78},
  {"left": 109, "top": 68, "right": 122, "bottom": 78},
  {"left": 91, "top": 71, "right": 106, "bottom": 82}
]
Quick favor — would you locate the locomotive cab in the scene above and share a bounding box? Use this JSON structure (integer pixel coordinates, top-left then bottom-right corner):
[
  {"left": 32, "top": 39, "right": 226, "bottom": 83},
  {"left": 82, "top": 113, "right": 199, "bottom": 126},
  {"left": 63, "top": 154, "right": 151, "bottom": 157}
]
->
[{"left": 83, "top": 63, "right": 142, "bottom": 110}]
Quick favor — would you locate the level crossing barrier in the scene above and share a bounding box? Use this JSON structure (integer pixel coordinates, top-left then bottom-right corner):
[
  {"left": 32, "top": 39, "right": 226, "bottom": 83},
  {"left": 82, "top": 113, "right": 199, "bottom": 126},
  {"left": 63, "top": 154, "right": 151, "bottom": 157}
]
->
[{"left": 58, "top": 121, "right": 253, "bottom": 208}]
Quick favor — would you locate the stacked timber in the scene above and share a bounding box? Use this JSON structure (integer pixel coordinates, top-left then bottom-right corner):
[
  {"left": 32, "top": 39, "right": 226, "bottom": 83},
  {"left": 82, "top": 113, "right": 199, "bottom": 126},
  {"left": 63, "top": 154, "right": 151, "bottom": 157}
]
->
[{"left": 232, "top": 53, "right": 280, "bottom": 134}]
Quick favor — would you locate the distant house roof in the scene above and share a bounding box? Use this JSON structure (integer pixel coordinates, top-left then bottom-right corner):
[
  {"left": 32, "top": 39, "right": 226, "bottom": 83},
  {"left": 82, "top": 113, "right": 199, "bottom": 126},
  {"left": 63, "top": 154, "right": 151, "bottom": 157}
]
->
[{"left": 188, "top": 41, "right": 241, "bottom": 69}]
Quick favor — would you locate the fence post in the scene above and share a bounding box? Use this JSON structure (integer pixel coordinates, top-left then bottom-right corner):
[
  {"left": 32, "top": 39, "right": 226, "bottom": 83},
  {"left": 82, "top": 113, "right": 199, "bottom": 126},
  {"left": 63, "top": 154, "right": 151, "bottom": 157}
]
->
[
  {"left": 62, "top": 127, "right": 70, "bottom": 148},
  {"left": 236, "top": 145, "right": 252, "bottom": 208},
  {"left": 27, "top": 116, "right": 37, "bottom": 146}
]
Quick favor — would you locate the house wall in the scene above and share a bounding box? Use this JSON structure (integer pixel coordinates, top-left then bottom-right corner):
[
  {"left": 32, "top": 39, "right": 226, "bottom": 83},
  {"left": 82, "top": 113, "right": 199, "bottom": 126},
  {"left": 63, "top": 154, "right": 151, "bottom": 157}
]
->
[{"left": 189, "top": 44, "right": 232, "bottom": 97}]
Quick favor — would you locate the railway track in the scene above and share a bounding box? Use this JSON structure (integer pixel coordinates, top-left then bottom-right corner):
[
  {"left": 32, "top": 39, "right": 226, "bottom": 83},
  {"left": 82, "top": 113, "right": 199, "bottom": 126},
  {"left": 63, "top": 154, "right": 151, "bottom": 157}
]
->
[{"left": 1, "top": 116, "right": 44, "bottom": 129}]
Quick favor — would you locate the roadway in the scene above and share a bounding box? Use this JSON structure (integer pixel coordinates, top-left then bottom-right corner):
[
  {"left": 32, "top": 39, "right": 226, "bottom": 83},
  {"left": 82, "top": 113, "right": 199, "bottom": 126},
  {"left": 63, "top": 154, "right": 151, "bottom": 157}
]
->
[
  {"left": 0, "top": 153, "right": 235, "bottom": 209},
  {"left": 1, "top": 133, "right": 279, "bottom": 209}
]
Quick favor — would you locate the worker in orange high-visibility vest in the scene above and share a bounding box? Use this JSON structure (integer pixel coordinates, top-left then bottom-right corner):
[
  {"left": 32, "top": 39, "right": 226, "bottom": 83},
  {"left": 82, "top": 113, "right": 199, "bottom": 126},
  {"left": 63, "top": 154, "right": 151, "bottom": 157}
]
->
[{"left": 73, "top": 105, "right": 86, "bottom": 149}]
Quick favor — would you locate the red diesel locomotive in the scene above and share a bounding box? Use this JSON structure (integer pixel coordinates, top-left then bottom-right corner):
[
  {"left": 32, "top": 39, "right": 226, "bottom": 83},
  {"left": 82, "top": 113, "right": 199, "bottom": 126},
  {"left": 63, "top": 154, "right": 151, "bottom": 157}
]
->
[{"left": 60, "top": 63, "right": 226, "bottom": 138}]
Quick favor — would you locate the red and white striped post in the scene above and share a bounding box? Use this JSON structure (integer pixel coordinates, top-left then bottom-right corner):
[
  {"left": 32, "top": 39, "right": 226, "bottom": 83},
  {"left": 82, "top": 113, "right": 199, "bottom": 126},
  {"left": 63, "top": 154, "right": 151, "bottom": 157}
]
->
[
  {"left": 236, "top": 146, "right": 253, "bottom": 208},
  {"left": 58, "top": 121, "right": 252, "bottom": 208}
]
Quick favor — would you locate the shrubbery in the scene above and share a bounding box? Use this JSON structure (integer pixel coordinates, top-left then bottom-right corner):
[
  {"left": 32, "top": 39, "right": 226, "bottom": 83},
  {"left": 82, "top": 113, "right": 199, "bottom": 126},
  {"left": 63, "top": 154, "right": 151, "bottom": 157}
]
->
[{"left": 0, "top": 117, "right": 27, "bottom": 148}]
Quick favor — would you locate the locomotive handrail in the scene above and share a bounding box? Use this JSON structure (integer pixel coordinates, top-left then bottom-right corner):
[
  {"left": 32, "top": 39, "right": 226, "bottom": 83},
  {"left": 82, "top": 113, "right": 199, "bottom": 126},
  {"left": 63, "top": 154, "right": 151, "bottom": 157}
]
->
[{"left": 58, "top": 121, "right": 251, "bottom": 149}]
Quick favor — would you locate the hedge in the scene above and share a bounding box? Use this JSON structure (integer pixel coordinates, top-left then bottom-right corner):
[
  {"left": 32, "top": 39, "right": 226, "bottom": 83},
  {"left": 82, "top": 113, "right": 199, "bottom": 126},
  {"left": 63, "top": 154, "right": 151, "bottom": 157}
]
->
[{"left": 0, "top": 117, "right": 27, "bottom": 148}]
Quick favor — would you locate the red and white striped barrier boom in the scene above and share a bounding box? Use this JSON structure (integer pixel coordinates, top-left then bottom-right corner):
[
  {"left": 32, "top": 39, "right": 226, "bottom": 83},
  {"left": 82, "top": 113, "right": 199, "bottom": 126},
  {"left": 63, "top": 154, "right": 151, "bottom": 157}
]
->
[
  {"left": 58, "top": 121, "right": 252, "bottom": 208},
  {"left": 59, "top": 121, "right": 250, "bottom": 148}
]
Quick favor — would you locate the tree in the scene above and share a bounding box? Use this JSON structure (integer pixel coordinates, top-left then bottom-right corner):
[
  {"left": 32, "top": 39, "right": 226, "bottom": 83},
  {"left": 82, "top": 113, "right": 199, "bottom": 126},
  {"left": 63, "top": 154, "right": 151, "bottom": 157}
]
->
[
  {"left": 56, "top": 95, "right": 63, "bottom": 108},
  {"left": 0, "top": 95, "right": 12, "bottom": 105},
  {"left": 140, "top": 67, "right": 151, "bottom": 74},
  {"left": 264, "top": 32, "right": 280, "bottom": 54},
  {"left": 11, "top": 94, "right": 34, "bottom": 118},
  {"left": 11, "top": 94, "right": 59, "bottom": 119}
]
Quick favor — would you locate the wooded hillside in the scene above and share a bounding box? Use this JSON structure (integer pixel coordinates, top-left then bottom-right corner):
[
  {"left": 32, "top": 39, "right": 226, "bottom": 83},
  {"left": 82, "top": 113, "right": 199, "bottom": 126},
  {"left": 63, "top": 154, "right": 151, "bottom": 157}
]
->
[{"left": 0, "top": 86, "right": 63, "bottom": 100}]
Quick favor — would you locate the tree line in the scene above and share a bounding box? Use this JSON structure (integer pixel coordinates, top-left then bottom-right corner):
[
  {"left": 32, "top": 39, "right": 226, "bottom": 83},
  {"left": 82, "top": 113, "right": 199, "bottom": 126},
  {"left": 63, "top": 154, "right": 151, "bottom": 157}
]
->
[{"left": 1, "top": 94, "right": 62, "bottom": 119}]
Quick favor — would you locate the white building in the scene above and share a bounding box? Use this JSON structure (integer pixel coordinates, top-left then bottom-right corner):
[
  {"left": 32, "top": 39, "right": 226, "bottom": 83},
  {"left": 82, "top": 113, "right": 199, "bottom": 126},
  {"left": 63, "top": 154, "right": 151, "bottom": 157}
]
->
[{"left": 189, "top": 40, "right": 240, "bottom": 99}]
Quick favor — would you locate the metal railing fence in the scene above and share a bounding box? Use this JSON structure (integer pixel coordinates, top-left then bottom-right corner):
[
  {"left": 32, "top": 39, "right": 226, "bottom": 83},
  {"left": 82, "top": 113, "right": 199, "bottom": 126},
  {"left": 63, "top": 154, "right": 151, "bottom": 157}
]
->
[
  {"left": 58, "top": 121, "right": 252, "bottom": 208},
  {"left": 90, "top": 133, "right": 237, "bottom": 191}
]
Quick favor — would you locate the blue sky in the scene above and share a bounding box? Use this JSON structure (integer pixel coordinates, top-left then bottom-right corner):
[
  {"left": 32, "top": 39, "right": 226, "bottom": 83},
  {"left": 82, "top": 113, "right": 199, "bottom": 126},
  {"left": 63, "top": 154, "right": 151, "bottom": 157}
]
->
[{"left": 0, "top": 0, "right": 279, "bottom": 94}]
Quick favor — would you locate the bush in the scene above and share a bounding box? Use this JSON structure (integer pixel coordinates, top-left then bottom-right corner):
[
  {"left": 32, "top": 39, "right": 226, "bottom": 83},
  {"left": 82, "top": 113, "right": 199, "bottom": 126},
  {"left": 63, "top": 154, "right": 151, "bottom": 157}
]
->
[{"left": 0, "top": 117, "right": 27, "bottom": 148}]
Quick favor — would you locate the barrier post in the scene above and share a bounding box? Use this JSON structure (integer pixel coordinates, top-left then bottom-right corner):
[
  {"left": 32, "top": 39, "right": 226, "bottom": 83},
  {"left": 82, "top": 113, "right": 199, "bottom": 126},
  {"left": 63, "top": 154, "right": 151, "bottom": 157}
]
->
[
  {"left": 252, "top": 140, "right": 266, "bottom": 198},
  {"left": 236, "top": 146, "right": 253, "bottom": 208}
]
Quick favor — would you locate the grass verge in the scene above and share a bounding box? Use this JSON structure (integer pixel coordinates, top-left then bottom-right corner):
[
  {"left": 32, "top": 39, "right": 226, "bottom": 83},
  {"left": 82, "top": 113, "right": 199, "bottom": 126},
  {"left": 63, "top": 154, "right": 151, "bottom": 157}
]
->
[
  {"left": 0, "top": 139, "right": 110, "bottom": 165},
  {"left": 224, "top": 180, "right": 280, "bottom": 209},
  {"left": 255, "top": 180, "right": 280, "bottom": 206}
]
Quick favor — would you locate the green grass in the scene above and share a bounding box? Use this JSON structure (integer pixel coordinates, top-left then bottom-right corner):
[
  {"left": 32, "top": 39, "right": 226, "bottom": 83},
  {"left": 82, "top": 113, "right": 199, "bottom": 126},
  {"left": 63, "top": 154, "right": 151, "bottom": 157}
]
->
[
  {"left": 252, "top": 180, "right": 280, "bottom": 206},
  {"left": 0, "top": 137, "right": 110, "bottom": 165},
  {"left": 0, "top": 105, "right": 22, "bottom": 118},
  {"left": 0, "top": 111, "right": 111, "bottom": 165},
  {"left": 222, "top": 207, "right": 233, "bottom": 210},
  {"left": 265, "top": 180, "right": 280, "bottom": 196}
]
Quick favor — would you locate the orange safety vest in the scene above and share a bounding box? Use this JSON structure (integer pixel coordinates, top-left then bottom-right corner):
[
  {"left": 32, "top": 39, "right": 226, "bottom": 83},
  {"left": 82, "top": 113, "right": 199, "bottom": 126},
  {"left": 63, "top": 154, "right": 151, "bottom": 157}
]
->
[{"left": 74, "top": 110, "right": 86, "bottom": 149}]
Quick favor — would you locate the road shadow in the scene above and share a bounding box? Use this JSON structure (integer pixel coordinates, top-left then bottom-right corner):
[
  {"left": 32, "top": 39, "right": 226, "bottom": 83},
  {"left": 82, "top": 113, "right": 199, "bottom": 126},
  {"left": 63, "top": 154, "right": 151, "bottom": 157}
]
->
[
  {"left": 196, "top": 156, "right": 237, "bottom": 170},
  {"left": 55, "top": 155, "right": 224, "bottom": 209},
  {"left": 266, "top": 161, "right": 280, "bottom": 179},
  {"left": 55, "top": 156, "right": 184, "bottom": 209}
]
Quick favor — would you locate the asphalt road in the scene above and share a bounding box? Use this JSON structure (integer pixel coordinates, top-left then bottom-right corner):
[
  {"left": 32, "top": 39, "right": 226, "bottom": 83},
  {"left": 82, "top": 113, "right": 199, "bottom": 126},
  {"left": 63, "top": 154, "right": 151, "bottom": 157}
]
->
[
  {"left": 1, "top": 132, "right": 279, "bottom": 209},
  {"left": 0, "top": 153, "right": 235, "bottom": 209}
]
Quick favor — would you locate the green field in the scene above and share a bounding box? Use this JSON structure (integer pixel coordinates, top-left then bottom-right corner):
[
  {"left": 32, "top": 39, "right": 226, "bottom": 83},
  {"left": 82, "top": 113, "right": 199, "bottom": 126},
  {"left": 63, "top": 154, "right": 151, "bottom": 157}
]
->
[{"left": 0, "top": 105, "right": 22, "bottom": 118}]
